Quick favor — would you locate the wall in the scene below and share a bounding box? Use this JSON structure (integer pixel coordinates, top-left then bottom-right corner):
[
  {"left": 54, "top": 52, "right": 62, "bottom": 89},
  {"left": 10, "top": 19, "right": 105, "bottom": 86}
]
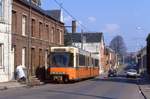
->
[{"left": 0, "top": 0, "right": 12, "bottom": 82}]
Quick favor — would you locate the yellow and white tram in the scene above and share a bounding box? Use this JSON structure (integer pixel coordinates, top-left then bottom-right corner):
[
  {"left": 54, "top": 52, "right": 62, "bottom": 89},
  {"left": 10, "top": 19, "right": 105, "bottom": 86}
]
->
[{"left": 47, "top": 46, "right": 99, "bottom": 82}]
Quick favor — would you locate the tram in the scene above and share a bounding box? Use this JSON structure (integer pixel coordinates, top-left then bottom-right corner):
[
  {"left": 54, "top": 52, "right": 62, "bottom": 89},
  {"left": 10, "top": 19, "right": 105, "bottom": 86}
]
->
[{"left": 47, "top": 47, "right": 99, "bottom": 83}]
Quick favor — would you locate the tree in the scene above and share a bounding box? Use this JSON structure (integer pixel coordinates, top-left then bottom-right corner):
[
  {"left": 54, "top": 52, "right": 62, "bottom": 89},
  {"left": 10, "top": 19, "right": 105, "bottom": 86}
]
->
[{"left": 109, "top": 35, "right": 127, "bottom": 57}]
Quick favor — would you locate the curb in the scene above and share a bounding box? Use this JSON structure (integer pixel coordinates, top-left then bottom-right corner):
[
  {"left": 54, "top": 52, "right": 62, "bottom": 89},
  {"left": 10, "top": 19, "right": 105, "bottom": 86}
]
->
[
  {"left": 0, "top": 81, "right": 45, "bottom": 91},
  {"left": 138, "top": 84, "right": 147, "bottom": 99},
  {"left": 0, "top": 84, "right": 27, "bottom": 91},
  {"left": 137, "top": 79, "right": 147, "bottom": 99}
]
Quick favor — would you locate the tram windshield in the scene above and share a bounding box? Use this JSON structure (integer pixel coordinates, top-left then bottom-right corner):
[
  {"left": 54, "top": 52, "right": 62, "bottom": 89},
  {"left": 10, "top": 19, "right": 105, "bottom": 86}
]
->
[{"left": 50, "top": 52, "right": 73, "bottom": 67}]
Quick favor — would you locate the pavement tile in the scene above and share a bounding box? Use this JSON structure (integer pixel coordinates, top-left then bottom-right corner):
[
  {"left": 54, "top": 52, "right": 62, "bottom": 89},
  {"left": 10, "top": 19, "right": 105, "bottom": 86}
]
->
[{"left": 0, "top": 81, "right": 26, "bottom": 90}]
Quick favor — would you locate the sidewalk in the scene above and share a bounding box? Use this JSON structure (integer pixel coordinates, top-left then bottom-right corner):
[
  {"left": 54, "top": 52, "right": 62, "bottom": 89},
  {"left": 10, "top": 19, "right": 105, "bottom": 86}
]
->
[
  {"left": 0, "top": 81, "right": 26, "bottom": 91},
  {"left": 138, "top": 74, "right": 150, "bottom": 99}
]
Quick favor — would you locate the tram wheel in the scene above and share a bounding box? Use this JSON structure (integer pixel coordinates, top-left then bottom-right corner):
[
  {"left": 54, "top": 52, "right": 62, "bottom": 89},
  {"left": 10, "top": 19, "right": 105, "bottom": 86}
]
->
[{"left": 63, "top": 77, "right": 69, "bottom": 83}]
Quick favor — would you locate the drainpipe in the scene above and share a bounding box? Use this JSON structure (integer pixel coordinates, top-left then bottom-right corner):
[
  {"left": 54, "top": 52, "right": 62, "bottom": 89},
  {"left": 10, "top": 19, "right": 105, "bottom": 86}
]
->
[{"left": 27, "top": 0, "right": 32, "bottom": 84}]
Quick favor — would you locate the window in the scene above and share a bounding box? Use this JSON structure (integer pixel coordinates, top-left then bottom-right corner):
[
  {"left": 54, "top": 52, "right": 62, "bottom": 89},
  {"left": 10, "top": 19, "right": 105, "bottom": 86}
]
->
[
  {"left": 12, "top": 11, "right": 17, "bottom": 33},
  {"left": 45, "top": 50, "right": 48, "bottom": 69},
  {"left": 31, "top": 48, "right": 35, "bottom": 75},
  {"left": 87, "top": 57, "right": 90, "bottom": 66},
  {"left": 46, "top": 25, "right": 49, "bottom": 41},
  {"left": 57, "top": 29, "right": 59, "bottom": 43},
  {"left": 95, "top": 59, "right": 99, "bottom": 67},
  {"left": 22, "top": 48, "right": 26, "bottom": 67},
  {"left": 79, "top": 54, "right": 85, "bottom": 66},
  {"left": 59, "top": 30, "right": 62, "bottom": 44},
  {"left": 31, "top": 19, "right": 35, "bottom": 37},
  {"left": 51, "top": 52, "right": 73, "bottom": 67},
  {"left": 76, "top": 54, "right": 79, "bottom": 66},
  {"left": 51, "top": 27, "right": 54, "bottom": 43},
  {"left": 39, "top": 49, "right": 42, "bottom": 66},
  {"left": 22, "top": 15, "right": 27, "bottom": 36},
  {"left": 12, "top": 45, "right": 17, "bottom": 69},
  {"left": 0, "top": 0, "right": 3, "bottom": 19},
  {"left": 0, "top": 44, "right": 3, "bottom": 67},
  {"left": 39, "top": 22, "right": 42, "bottom": 39}
]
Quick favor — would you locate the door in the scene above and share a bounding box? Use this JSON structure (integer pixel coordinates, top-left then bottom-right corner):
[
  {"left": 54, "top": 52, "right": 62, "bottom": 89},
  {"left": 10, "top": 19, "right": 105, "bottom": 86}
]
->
[{"left": 31, "top": 48, "right": 35, "bottom": 76}]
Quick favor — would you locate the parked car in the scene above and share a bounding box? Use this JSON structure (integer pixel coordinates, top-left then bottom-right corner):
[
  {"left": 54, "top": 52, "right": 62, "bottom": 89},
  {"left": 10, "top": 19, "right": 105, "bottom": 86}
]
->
[
  {"left": 108, "top": 69, "right": 117, "bottom": 77},
  {"left": 126, "top": 69, "right": 138, "bottom": 78}
]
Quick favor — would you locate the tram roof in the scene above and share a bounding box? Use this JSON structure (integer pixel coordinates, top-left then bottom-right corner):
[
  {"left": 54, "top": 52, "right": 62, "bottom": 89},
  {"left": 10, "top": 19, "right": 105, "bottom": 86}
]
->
[{"left": 51, "top": 46, "right": 99, "bottom": 59}]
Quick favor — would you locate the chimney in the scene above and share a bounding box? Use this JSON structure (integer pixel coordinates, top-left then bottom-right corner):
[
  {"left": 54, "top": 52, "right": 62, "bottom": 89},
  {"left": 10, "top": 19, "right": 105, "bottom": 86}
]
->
[{"left": 72, "top": 20, "right": 76, "bottom": 33}]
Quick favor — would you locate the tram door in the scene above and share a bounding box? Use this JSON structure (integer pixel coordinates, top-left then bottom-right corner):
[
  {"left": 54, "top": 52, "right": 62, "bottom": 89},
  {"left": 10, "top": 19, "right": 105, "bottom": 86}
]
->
[{"left": 31, "top": 48, "right": 35, "bottom": 76}]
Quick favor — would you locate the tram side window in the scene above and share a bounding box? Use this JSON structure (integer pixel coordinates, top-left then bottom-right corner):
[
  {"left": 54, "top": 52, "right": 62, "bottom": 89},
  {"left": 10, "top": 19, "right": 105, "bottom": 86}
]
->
[
  {"left": 95, "top": 59, "right": 99, "bottom": 67},
  {"left": 68, "top": 53, "right": 74, "bottom": 67},
  {"left": 79, "top": 54, "right": 85, "bottom": 66},
  {"left": 86, "top": 57, "right": 89, "bottom": 66},
  {"left": 92, "top": 58, "right": 95, "bottom": 67}
]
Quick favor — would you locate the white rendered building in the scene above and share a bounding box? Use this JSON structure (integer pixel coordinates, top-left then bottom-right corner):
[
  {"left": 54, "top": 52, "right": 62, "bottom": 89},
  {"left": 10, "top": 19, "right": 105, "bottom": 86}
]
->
[
  {"left": 0, "top": 0, "right": 13, "bottom": 82},
  {"left": 66, "top": 32, "right": 105, "bottom": 74}
]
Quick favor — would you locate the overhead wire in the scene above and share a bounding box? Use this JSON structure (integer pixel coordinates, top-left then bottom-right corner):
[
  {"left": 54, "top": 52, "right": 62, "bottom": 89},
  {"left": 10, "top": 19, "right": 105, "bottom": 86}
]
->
[{"left": 53, "top": 0, "right": 89, "bottom": 32}]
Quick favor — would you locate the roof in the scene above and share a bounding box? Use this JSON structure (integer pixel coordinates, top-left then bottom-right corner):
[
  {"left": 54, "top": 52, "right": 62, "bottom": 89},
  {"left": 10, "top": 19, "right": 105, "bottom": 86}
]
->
[
  {"left": 45, "top": 10, "right": 61, "bottom": 21},
  {"left": 17, "top": 0, "right": 63, "bottom": 24},
  {"left": 106, "top": 47, "right": 114, "bottom": 53},
  {"left": 31, "top": 0, "right": 41, "bottom": 6},
  {"left": 65, "top": 32, "right": 103, "bottom": 43}
]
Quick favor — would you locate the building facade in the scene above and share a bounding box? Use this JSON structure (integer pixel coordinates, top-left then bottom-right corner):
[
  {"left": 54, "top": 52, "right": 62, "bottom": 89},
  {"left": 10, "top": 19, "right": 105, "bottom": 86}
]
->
[
  {"left": 0, "top": 0, "right": 13, "bottom": 82},
  {"left": 147, "top": 34, "right": 150, "bottom": 75},
  {"left": 103, "top": 47, "right": 119, "bottom": 72},
  {"left": 12, "top": 0, "right": 64, "bottom": 78},
  {"left": 137, "top": 47, "right": 147, "bottom": 74},
  {"left": 65, "top": 33, "right": 105, "bottom": 74}
]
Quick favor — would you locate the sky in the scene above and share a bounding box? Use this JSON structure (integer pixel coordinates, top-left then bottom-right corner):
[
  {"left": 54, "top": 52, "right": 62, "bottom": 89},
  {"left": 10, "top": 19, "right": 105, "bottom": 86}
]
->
[{"left": 41, "top": 0, "right": 150, "bottom": 52}]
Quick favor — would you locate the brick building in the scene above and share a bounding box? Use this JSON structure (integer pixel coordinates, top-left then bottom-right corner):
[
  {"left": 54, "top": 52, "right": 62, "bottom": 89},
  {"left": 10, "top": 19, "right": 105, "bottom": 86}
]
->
[{"left": 12, "top": 0, "right": 64, "bottom": 77}]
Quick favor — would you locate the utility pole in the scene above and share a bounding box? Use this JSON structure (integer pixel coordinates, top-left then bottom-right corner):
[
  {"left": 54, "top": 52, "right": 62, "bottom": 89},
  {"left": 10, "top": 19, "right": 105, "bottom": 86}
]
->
[
  {"left": 27, "top": 0, "right": 32, "bottom": 84},
  {"left": 81, "top": 29, "right": 84, "bottom": 50}
]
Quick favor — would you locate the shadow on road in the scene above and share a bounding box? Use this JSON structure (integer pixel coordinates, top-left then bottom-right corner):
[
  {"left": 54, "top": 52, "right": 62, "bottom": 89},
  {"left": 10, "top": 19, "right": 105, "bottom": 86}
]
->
[
  {"left": 138, "top": 74, "right": 150, "bottom": 85},
  {"left": 91, "top": 74, "right": 139, "bottom": 84},
  {"left": 47, "top": 89, "right": 116, "bottom": 99}
]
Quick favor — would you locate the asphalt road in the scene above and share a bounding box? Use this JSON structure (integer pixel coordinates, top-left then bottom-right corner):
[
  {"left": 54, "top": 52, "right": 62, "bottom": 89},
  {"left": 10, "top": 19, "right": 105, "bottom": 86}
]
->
[{"left": 0, "top": 73, "right": 144, "bottom": 99}]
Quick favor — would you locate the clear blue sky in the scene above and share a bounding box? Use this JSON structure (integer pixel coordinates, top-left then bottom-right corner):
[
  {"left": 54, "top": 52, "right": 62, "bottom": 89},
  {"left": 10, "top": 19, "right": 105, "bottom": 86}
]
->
[{"left": 41, "top": 0, "right": 150, "bottom": 52}]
